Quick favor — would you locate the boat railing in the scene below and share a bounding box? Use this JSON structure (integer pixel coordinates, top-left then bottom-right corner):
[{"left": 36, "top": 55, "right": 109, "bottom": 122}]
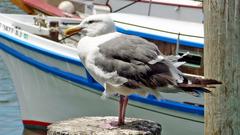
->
[
  {"left": 112, "top": 0, "right": 140, "bottom": 13},
  {"left": 176, "top": 33, "right": 180, "bottom": 55},
  {"left": 132, "top": 0, "right": 203, "bottom": 8},
  {"left": 147, "top": 0, "right": 152, "bottom": 16}
]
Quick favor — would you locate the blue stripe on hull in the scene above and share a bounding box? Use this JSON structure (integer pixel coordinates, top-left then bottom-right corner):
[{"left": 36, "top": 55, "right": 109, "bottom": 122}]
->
[
  {"left": 0, "top": 33, "right": 204, "bottom": 116},
  {"left": 116, "top": 27, "right": 204, "bottom": 48},
  {"left": 0, "top": 33, "right": 84, "bottom": 67}
]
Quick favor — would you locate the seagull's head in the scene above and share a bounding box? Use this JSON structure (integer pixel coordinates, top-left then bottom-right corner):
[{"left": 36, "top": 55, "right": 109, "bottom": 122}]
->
[{"left": 64, "top": 14, "right": 116, "bottom": 37}]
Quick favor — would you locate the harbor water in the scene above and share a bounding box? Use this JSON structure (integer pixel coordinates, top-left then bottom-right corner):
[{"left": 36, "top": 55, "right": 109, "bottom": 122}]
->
[
  {"left": 0, "top": 0, "right": 43, "bottom": 134},
  {"left": 0, "top": 55, "right": 23, "bottom": 135}
]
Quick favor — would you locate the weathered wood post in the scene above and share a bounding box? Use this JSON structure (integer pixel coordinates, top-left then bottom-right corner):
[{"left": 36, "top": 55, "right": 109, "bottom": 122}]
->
[
  {"left": 204, "top": 0, "right": 240, "bottom": 135},
  {"left": 47, "top": 116, "right": 162, "bottom": 135}
]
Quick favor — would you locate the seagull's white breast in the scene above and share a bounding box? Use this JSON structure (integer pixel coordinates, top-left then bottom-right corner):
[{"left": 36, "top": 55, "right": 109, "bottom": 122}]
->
[{"left": 76, "top": 32, "right": 127, "bottom": 86}]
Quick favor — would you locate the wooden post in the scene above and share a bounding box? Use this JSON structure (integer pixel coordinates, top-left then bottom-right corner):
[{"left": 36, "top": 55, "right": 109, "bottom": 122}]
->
[
  {"left": 204, "top": 0, "right": 240, "bottom": 135},
  {"left": 47, "top": 116, "right": 162, "bottom": 135}
]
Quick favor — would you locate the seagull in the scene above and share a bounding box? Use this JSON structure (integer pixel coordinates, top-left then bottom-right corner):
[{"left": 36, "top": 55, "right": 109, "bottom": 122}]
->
[{"left": 64, "top": 14, "right": 221, "bottom": 126}]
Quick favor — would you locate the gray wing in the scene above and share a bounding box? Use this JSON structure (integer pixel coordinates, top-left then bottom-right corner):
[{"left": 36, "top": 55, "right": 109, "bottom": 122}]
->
[
  {"left": 99, "top": 34, "right": 162, "bottom": 64},
  {"left": 96, "top": 34, "right": 182, "bottom": 89}
]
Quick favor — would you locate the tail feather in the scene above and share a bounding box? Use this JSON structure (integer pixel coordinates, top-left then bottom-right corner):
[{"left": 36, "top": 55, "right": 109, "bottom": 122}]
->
[
  {"left": 186, "top": 76, "right": 222, "bottom": 85},
  {"left": 177, "top": 83, "right": 212, "bottom": 93},
  {"left": 148, "top": 73, "right": 221, "bottom": 94},
  {"left": 178, "top": 77, "right": 222, "bottom": 94}
]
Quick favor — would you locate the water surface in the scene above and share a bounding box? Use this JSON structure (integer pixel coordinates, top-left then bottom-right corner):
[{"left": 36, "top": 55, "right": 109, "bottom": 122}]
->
[{"left": 0, "top": 1, "right": 33, "bottom": 134}]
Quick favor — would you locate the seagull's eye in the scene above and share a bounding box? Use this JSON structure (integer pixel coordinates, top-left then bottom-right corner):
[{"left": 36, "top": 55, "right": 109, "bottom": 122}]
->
[{"left": 88, "top": 20, "right": 95, "bottom": 24}]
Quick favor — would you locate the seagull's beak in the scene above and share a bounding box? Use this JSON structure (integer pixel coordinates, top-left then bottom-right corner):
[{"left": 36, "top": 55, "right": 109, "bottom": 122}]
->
[{"left": 64, "top": 25, "right": 83, "bottom": 36}]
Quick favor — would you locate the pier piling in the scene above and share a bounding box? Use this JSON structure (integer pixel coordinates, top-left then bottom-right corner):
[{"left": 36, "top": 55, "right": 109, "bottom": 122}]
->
[{"left": 47, "top": 116, "right": 161, "bottom": 135}]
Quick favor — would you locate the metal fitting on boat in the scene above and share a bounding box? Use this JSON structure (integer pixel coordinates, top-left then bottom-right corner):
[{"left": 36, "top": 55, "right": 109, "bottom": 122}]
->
[{"left": 49, "top": 21, "right": 59, "bottom": 42}]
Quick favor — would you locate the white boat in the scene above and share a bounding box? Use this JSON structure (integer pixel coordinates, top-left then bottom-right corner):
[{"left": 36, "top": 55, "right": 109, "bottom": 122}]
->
[
  {"left": 0, "top": 13, "right": 204, "bottom": 135},
  {"left": 12, "top": 0, "right": 203, "bottom": 23},
  {"left": 94, "top": 0, "right": 203, "bottom": 23}
]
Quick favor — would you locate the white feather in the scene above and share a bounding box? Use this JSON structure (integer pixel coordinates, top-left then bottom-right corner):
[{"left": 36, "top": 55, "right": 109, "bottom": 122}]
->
[
  {"left": 173, "top": 61, "right": 186, "bottom": 67},
  {"left": 77, "top": 32, "right": 128, "bottom": 87},
  {"left": 148, "top": 55, "right": 164, "bottom": 64}
]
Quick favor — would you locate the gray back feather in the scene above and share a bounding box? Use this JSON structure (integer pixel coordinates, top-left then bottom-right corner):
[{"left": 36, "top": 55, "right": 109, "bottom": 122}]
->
[{"left": 99, "top": 34, "right": 161, "bottom": 64}]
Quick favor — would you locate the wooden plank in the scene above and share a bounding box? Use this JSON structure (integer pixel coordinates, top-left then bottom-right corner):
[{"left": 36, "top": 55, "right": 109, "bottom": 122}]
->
[
  {"left": 47, "top": 116, "right": 162, "bottom": 135},
  {"left": 204, "top": 0, "right": 240, "bottom": 134},
  {"left": 10, "top": 0, "right": 35, "bottom": 14}
]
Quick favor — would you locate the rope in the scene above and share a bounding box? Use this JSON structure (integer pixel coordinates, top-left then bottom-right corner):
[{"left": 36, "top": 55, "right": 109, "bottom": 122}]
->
[
  {"left": 113, "top": 0, "right": 141, "bottom": 13},
  {"left": 114, "top": 20, "right": 204, "bottom": 39}
]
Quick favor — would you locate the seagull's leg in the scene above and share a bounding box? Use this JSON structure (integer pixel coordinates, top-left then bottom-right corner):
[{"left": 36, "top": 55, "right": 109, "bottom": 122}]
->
[
  {"left": 118, "top": 95, "right": 128, "bottom": 126},
  {"left": 108, "top": 95, "right": 126, "bottom": 127},
  {"left": 121, "top": 96, "right": 128, "bottom": 125},
  {"left": 118, "top": 95, "right": 125, "bottom": 126}
]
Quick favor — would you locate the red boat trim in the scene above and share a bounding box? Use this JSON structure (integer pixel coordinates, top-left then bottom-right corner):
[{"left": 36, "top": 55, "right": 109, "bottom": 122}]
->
[
  {"left": 129, "top": 0, "right": 202, "bottom": 9},
  {"left": 23, "top": 120, "right": 51, "bottom": 127}
]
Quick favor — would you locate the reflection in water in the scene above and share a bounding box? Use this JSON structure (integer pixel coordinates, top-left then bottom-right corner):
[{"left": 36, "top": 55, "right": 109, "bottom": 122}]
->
[
  {"left": 23, "top": 129, "right": 47, "bottom": 135},
  {"left": 0, "top": 52, "right": 23, "bottom": 135}
]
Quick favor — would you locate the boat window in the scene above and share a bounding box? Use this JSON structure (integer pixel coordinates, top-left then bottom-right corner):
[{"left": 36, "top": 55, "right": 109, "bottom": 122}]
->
[{"left": 178, "top": 51, "right": 202, "bottom": 68}]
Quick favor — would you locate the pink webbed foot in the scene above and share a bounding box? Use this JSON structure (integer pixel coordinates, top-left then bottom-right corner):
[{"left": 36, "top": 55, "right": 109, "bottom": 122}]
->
[{"left": 100, "top": 120, "right": 119, "bottom": 129}]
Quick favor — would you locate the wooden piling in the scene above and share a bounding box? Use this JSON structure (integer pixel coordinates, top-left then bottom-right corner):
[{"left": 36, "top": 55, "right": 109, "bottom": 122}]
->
[
  {"left": 204, "top": 0, "right": 240, "bottom": 134},
  {"left": 47, "top": 116, "right": 162, "bottom": 135}
]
